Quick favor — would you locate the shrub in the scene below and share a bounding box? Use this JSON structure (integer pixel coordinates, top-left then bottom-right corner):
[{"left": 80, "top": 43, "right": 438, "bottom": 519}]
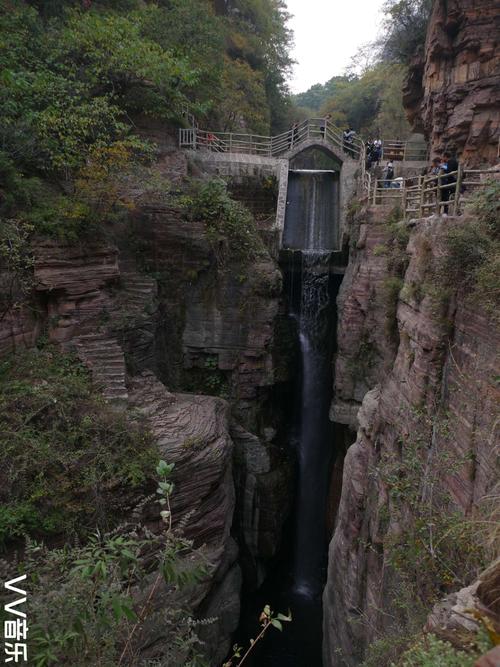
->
[
  {"left": 1, "top": 460, "right": 210, "bottom": 667},
  {"left": 381, "top": 276, "right": 403, "bottom": 341},
  {"left": 0, "top": 347, "right": 157, "bottom": 547},
  {"left": 435, "top": 181, "right": 500, "bottom": 316},
  {"left": 180, "top": 179, "right": 267, "bottom": 268},
  {"left": 396, "top": 632, "right": 492, "bottom": 667}
]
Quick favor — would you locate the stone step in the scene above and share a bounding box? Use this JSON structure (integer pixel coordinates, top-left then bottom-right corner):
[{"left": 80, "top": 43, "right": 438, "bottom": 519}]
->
[{"left": 74, "top": 333, "right": 128, "bottom": 405}]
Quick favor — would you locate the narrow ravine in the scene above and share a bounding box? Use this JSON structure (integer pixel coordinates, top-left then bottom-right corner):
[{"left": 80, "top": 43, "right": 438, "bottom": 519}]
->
[{"left": 238, "top": 167, "right": 345, "bottom": 667}]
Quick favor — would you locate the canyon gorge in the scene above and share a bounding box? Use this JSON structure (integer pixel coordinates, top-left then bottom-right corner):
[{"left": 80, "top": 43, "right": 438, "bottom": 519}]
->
[{"left": 0, "top": 1, "right": 499, "bottom": 666}]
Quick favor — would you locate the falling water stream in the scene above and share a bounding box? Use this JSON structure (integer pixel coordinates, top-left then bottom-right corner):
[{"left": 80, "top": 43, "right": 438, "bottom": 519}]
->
[
  {"left": 240, "top": 169, "right": 341, "bottom": 666},
  {"left": 291, "top": 251, "right": 335, "bottom": 600}
]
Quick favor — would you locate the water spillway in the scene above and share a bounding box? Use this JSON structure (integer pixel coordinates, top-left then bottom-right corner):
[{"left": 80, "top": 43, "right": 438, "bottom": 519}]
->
[{"left": 283, "top": 170, "right": 340, "bottom": 252}]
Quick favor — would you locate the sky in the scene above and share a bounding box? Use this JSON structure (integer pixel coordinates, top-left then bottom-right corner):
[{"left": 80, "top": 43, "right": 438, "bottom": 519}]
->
[{"left": 285, "top": 0, "right": 387, "bottom": 93}]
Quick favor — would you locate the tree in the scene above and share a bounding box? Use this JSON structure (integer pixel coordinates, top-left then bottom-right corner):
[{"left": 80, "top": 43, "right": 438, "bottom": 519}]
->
[{"left": 379, "top": 0, "right": 433, "bottom": 64}]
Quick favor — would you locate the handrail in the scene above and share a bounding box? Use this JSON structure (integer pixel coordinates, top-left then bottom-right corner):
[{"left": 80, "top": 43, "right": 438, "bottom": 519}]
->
[
  {"left": 179, "top": 118, "right": 363, "bottom": 160},
  {"left": 365, "top": 167, "right": 494, "bottom": 218}
]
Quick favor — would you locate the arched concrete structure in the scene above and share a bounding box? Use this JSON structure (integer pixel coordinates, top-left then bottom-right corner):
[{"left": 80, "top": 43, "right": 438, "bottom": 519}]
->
[{"left": 285, "top": 137, "right": 355, "bottom": 166}]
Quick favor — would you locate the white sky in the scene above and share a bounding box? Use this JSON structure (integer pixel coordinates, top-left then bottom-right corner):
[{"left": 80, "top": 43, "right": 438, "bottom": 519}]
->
[{"left": 286, "top": 0, "right": 387, "bottom": 93}]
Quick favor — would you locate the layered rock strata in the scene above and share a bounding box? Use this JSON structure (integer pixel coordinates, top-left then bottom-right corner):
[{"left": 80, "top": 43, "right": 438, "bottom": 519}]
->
[
  {"left": 404, "top": 0, "right": 500, "bottom": 164},
  {"left": 323, "top": 213, "right": 500, "bottom": 665}
]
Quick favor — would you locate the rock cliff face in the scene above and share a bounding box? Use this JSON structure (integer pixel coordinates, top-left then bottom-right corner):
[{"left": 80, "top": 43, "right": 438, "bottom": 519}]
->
[
  {"left": 323, "top": 211, "right": 500, "bottom": 665},
  {"left": 0, "top": 160, "right": 292, "bottom": 660},
  {"left": 404, "top": 0, "right": 500, "bottom": 164}
]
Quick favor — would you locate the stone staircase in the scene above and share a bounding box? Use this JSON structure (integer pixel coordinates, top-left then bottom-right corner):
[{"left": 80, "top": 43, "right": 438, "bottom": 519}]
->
[
  {"left": 116, "top": 262, "right": 158, "bottom": 317},
  {"left": 73, "top": 333, "right": 128, "bottom": 405}
]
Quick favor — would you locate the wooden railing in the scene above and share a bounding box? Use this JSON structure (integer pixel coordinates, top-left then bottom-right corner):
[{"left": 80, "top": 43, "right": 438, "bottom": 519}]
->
[
  {"left": 381, "top": 140, "right": 428, "bottom": 162},
  {"left": 363, "top": 167, "right": 495, "bottom": 218},
  {"left": 179, "top": 118, "right": 363, "bottom": 159}
]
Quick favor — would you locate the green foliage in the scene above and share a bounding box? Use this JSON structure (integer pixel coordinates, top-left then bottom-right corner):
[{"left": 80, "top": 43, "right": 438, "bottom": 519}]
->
[
  {"left": 298, "top": 63, "right": 411, "bottom": 138},
  {"left": 8, "top": 460, "right": 210, "bottom": 666},
  {"left": 181, "top": 179, "right": 267, "bottom": 267},
  {"left": 182, "top": 355, "right": 231, "bottom": 400},
  {"left": 361, "top": 404, "right": 492, "bottom": 666},
  {"left": 223, "top": 605, "right": 292, "bottom": 667},
  {"left": 1, "top": 0, "right": 293, "bottom": 243},
  {"left": 382, "top": 451, "right": 485, "bottom": 601},
  {"left": 217, "top": 56, "right": 271, "bottom": 134},
  {"left": 396, "top": 631, "right": 492, "bottom": 667},
  {"left": 294, "top": 76, "right": 350, "bottom": 112},
  {"left": 0, "top": 217, "right": 34, "bottom": 317},
  {"left": 0, "top": 347, "right": 157, "bottom": 547},
  {"left": 380, "top": 0, "right": 433, "bottom": 65},
  {"left": 381, "top": 276, "right": 403, "bottom": 340},
  {"left": 435, "top": 182, "right": 500, "bottom": 316}
]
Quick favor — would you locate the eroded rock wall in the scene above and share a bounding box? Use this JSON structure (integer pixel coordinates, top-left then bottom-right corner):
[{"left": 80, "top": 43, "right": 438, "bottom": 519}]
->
[
  {"left": 404, "top": 0, "right": 500, "bottom": 164},
  {"left": 323, "top": 212, "right": 500, "bottom": 665}
]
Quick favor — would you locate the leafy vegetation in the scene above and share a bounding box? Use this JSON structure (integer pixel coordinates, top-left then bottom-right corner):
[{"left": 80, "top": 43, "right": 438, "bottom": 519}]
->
[
  {"left": 0, "top": 460, "right": 211, "bottom": 667},
  {"left": 180, "top": 179, "right": 267, "bottom": 268},
  {"left": 223, "top": 605, "right": 292, "bottom": 667},
  {"left": 0, "top": 0, "right": 292, "bottom": 244},
  {"left": 0, "top": 347, "right": 157, "bottom": 547},
  {"left": 379, "top": 0, "right": 434, "bottom": 65},
  {"left": 433, "top": 181, "right": 500, "bottom": 317},
  {"left": 293, "top": 0, "right": 432, "bottom": 137},
  {"left": 359, "top": 400, "right": 496, "bottom": 666},
  {"left": 396, "top": 631, "right": 493, "bottom": 667},
  {"left": 320, "top": 63, "right": 411, "bottom": 138}
]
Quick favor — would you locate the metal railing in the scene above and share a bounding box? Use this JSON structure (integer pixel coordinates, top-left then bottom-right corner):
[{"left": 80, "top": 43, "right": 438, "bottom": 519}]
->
[
  {"left": 363, "top": 166, "right": 495, "bottom": 218},
  {"left": 179, "top": 118, "right": 363, "bottom": 159}
]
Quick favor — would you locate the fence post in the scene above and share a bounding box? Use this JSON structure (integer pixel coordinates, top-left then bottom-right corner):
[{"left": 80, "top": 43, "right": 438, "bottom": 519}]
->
[
  {"left": 435, "top": 175, "right": 441, "bottom": 215},
  {"left": 454, "top": 164, "right": 463, "bottom": 215},
  {"left": 229, "top": 133, "right": 233, "bottom": 152},
  {"left": 373, "top": 180, "right": 377, "bottom": 205},
  {"left": 402, "top": 185, "right": 408, "bottom": 220},
  {"left": 419, "top": 177, "right": 425, "bottom": 218}
]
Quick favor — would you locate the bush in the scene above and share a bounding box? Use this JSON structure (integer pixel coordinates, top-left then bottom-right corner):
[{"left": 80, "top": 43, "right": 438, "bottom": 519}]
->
[
  {"left": 0, "top": 347, "right": 157, "bottom": 547},
  {"left": 436, "top": 182, "right": 500, "bottom": 316},
  {"left": 2, "top": 461, "right": 210, "bottom": 667},
  {"left": 381, "top": 276, "right": 403, "bottom": 341},
  {"left": 180, "top": 179, "right": 266, "bottom": 268},
  {"left": 396, "top": 632, "right": 492, "bottom": 667}
]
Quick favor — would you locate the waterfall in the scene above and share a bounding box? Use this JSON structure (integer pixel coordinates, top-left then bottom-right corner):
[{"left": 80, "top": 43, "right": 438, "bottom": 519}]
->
[
  {"left": 283, "top": 170, "right": 339, "bottom": 252},
  {"left": 238, "top": 167, "right": 341, "bottom": 667},
  {"left": 292, "top": 251, "right": 334, "bottom": 598}
]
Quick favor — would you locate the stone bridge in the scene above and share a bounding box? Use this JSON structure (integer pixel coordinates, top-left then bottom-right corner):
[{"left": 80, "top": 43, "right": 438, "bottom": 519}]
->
[{"left": 179, "top": 119, "right": 361, "bottom": 247}]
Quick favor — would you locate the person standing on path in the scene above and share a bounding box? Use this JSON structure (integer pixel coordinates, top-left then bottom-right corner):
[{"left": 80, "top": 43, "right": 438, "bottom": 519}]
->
[{"left": 383, "top": 160, "right": 394, "bottom": 188}]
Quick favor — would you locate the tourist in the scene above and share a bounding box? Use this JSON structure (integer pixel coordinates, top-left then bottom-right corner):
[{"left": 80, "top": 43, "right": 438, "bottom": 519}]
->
[
  {"left": 383, "top": 160, "right": 394, "bottom": 188},
  {"left": 365, "top": 139, "right": 374, "bottom": 169},
  {"left": 343, "top": 127, "right": 356, "bottom": 157},
  {"left": 429, "top": 157, "right": 441, "bottom": 176},
  {"left": 290, "top": 121, "right": 299, "bottom": 148},
  {"left": 372, "top": 138, "right": 382, "bottom": 164}
]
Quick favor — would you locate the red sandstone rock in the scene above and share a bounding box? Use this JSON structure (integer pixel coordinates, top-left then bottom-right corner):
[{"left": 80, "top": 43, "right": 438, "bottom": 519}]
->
[
  {"left": 323, "top": 215, "right": 500, "bottom": 666},
  {"left": 404, "top": 0, "right": 500, "bottom": 165},
  {"left": 475, "top": 646, "right": 500, "bottom": 667}
]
